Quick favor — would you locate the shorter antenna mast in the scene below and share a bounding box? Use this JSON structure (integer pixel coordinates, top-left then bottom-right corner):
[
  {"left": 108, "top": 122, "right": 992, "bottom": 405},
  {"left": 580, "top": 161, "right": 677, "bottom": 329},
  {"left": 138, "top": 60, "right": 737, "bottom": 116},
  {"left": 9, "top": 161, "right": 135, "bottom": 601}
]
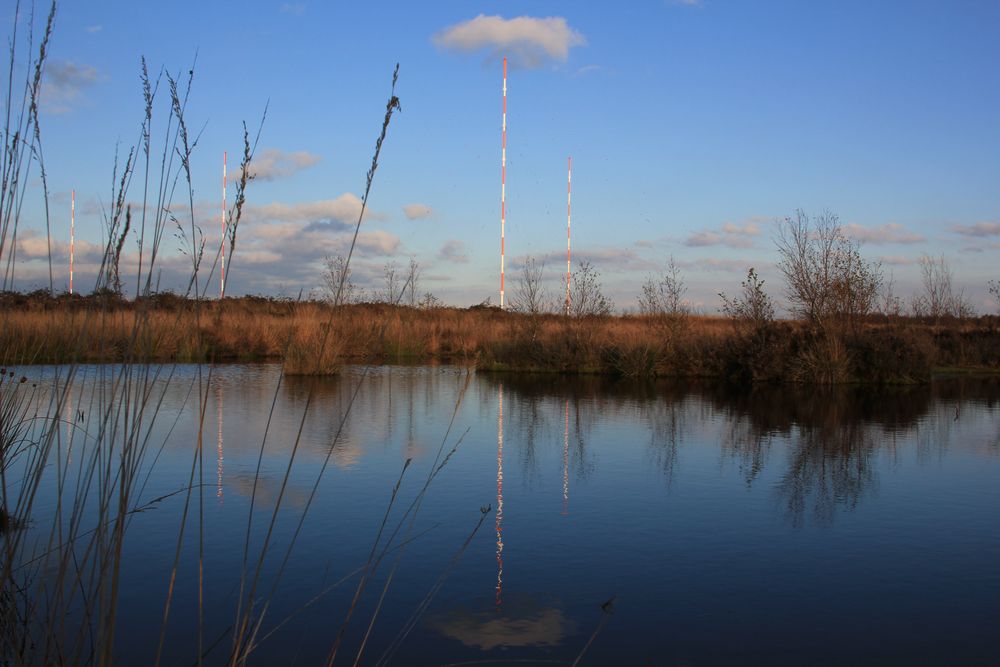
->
[
  {"left": 566, "top": 157, "right": 572, "bottom": 315},
  {"left": 221, "top": 151, "right": 227, "bottom": 298},
  {"left": 70, "top": 189, "right": 75, "bottom": 295}
]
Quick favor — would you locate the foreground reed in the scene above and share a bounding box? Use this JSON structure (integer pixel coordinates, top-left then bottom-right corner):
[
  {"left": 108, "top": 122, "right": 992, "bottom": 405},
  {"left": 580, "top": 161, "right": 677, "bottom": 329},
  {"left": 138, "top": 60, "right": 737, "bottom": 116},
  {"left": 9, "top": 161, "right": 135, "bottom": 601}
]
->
[{"left": 1, "top": 13, "right": 514, "bottom": 660}]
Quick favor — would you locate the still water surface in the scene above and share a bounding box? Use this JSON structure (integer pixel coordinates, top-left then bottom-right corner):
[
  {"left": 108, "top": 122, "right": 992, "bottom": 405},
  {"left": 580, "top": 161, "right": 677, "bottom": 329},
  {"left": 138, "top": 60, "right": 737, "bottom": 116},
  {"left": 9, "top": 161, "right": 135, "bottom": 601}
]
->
[{"left": 25, "top": 365, "right": 1000, "bottom": 664}]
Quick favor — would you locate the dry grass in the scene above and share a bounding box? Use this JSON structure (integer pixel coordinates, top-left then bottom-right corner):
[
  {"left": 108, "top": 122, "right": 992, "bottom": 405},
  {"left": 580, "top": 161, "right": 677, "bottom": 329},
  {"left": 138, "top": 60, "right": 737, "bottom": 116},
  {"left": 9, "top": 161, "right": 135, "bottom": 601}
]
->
[
  {"left": 6, "top": 298, "right": 996, "bottom": 382},
  {"left": 0, "top": 298, "right": 727, "bottom": 367}
]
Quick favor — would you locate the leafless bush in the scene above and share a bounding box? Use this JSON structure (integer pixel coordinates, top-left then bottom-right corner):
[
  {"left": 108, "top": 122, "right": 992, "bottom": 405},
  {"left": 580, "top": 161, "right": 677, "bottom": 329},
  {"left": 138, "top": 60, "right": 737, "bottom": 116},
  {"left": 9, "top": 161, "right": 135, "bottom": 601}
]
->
[
  {"left": 380, "top": 260, "right": 400, "bottom": 303},
  {"left": 418, "top": 292, "right": 441, "bottom": 309},
  {"left": 509, "top": 257, "right": 549, "bottom": 316},
  {"left": 570, "top": 260, "right": 612, "bottom": 317},
  {"left": 638, "top": 256, "right": 688, "bottom": 318},
  {"left": 911, "top": 254, "right": 973, "bottom": 319},
  {"left": 720, "top": 267, "right": 774, "bottom": 329},
  {"left": 877, "top": 271, "right": 904, "bottom": 319},
  {"left": 405, "top": 257, "right": 421, "bottom": 307},
  {"left": 322, "top": 254, "right": 358, "bottom": 305},
  {"left": 775, "top": 210, "right": 882, "bottom": 331},
  {"left": 989, "top": 280, "right": 1000, "bottom": 314}
]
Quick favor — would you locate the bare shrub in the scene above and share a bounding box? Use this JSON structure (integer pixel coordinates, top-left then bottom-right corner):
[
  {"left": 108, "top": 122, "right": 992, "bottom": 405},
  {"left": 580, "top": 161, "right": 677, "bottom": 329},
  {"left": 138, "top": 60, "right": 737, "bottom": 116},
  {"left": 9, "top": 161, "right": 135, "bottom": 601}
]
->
[
  {"left": 720, "top": 267, "right": 774, "bottom": 329},
  {"left": 570, "top": 260, "right": 612, "bottom": 317},
  {"left": 509, "top": 257, "right": 549, "bottom": 316},
  {"left": 911, "top": 254, "right": 973, "bottom": 319},
  {"left": 638, "top": 256, "right": 691, "bottom": 345},
  {"left": 877, "top": 271, "right": 904, "bottom": 319},
  {"left": 775, "top": 210, "right": 882, "bottom": 331},
  {"left": 509, "top": 257, "right": 550, "bottom": 344},
  {"left": 419, "top": 292, "right": 441, "bottom": 309},
  {"left": 989, "top": 280, "right": 1000, "bottom": 314},
  {"left": 322, "top": 254, "right": 358, "bottom": 305},
  {"left": 639, "top": 256, "right": 688, "bottom": 318},
  {"left": 380, "top": 260, "right": 400, "bottom": 303},
  {"left": 404, "top": 257, "right": 421, "bottom": 307}
]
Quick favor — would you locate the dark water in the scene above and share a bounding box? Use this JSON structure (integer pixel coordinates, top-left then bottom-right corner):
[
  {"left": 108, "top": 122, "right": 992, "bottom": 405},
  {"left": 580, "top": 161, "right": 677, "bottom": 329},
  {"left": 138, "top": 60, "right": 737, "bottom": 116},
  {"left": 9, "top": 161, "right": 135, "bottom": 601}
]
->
[{"left": 21, "top": 365, "right": 1000, "bottom": 664}]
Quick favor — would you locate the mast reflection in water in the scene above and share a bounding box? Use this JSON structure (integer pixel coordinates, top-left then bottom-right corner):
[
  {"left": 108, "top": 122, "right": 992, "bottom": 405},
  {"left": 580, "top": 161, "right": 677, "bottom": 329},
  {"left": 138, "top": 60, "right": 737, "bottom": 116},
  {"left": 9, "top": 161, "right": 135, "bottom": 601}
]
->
[
  {"left": 18, "top": 365, "right": 998, "bottom": 665},
  {"left": 216, "top": 378, "right": 224, "bottom": 501},
  {"left": 495, "top": 382, "right": 504, "bottom": 610}
]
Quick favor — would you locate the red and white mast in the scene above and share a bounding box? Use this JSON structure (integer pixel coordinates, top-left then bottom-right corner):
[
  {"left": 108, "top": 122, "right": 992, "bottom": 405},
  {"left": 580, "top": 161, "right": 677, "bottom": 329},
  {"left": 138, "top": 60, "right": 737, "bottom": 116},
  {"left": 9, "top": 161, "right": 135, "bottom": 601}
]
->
[
  {"left": 500, "top": 56, "right": 507, "bottom": 310},
  {"left": 566, "top": 157, "right": 572, "bottom": 315},
  {"left": 221, "top": 151, "right": 227, "bottom": 298},
  {"left": 70, "top": 189, "right": 75, "bottom": 295}
]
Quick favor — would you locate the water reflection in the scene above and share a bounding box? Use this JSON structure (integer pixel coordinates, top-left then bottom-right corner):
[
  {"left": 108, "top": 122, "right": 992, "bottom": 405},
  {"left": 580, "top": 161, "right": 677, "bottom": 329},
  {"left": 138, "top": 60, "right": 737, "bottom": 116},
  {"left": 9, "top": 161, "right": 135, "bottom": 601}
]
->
[
  {"left": 490, "top": 373, "right": 1000, "bottom": 527},
  {"left": 431, "top": 603, "right": 570, "bottom": 650},
  {"left": 562, "top": 398, "right": 569, "bottom": 515},
  {"left": 711, "top": 384, "right": 932, "bottom": 526},
  {"left": 216, "top": 379, "right": 224, "bottom": 501},
  {"left": 17, "top": 365, "right": 1000, "bottom": 664},
  {"left": 496, "top": 382, "right": 504, "bottom": 609}
]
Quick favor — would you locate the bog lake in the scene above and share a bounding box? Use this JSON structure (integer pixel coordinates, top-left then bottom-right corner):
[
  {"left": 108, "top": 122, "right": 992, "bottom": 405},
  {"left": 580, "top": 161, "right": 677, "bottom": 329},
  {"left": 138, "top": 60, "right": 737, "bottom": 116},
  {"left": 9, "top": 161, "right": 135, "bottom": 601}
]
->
[{"left": 17, "top": 364, "right": 1000, "bottom": 665}]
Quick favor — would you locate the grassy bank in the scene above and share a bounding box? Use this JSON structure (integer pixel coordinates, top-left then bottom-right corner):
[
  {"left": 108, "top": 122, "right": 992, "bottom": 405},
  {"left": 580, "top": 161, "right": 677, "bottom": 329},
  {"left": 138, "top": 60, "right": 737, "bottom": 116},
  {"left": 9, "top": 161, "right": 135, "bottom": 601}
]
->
[{"left": 3, "top": 291, "right": 999, "bottom": 382}]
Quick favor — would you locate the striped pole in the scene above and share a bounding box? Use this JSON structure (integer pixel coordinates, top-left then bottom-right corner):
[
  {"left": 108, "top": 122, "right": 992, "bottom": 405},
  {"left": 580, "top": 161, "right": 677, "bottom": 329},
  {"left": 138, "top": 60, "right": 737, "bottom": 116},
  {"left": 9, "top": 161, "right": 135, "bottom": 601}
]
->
[
  {"left": 566, "top": 157, "right": 572, "bottom": 315},
  {"left": 221, "top": 151, "right": 227, "bottom": 298},
  {"left": 500, "top": 56, "right": 507, "bottom": 310},
  {"left": 70, "top": 189, "right": 75, "bottom": 295}
]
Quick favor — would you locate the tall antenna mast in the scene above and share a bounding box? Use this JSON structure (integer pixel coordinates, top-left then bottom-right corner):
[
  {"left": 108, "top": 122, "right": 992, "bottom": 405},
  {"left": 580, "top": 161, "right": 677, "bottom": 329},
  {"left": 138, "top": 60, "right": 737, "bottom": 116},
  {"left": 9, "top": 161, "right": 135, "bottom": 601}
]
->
[
  {"left": 70, "top": 189, "right": 75, "bottom": 295},
  {"left": 500, "top": 56, "right": 507, "bottom": 310},
  {"left": 221, "top": 151, "right": 227, "bottom": 298},
  {"left": 566, "top": 156, "right": 572, "bottom": 315}
]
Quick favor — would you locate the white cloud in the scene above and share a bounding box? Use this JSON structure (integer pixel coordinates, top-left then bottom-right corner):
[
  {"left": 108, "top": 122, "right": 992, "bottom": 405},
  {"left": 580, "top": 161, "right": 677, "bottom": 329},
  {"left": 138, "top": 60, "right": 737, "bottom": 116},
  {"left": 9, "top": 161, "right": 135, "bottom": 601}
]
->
[
  {"left": 878, "top": 255, "right": 918, "bottom": 266},
  {"left": 280, "top": 3, "right": 306, "bottom": 15},
  {"left": 85, "top": 25, "right": 103, "bottom": 33},
  {"left": 247, "top": 149, "right": 321, "bottom": 182},
  {"left": 433, "top": 15, "right": 586, "bottom": 69},
  {"left": 520, "top": 246, "right": 659, "bottom": 273},
  {"left": 16, "top": 228, "right": 102, "bottom": 262},
  {"left": 247, "top": 193, "right": 384, "bottom": 228},
  {"left": 8, "top": 189, "right": 406, "bottom": 294},
  {"left": 843, "top": 222, "right": 924, "bottom": 244},
  {"left": 353, "top": 230, "right": 400, "bottom": 255},
  {"left": 403, "top": 203, "right": 433, "bottom": 220},
  {"left": 952, "top": 221, "right": 1000, "bottom": 238},
  {"left": 438, "top": 240, "right": 469, "bottom": 263},
  {"left": 675, "top": 257, "right": 756, "bottom": 273},
  {"left": 41, "top": 60, "right": 101, "bottom": 114},
  {"left": 224, "top": 216, "right": 400, "bottom": 287},
  {"left": 575, "top": 64, "right": 603, "bottom": 77},
  {"left": 685, "top": 221, "right": 760, "bottom": 248}
]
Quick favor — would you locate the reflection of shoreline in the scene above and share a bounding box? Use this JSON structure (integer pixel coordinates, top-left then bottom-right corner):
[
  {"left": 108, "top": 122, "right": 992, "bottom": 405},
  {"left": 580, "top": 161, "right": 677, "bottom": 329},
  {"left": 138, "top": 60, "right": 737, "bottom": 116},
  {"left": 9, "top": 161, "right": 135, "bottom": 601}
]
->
[{"left": 483, "top": 373, "right": 1000, "bottom": 526}]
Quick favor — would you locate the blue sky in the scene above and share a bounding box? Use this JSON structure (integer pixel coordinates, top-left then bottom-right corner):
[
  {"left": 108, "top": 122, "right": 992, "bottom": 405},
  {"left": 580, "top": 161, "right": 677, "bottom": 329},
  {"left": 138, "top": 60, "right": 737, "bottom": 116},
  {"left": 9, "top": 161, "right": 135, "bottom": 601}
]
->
[{"left": 8, "top": 0, "right": 1000, "bottom": 311}]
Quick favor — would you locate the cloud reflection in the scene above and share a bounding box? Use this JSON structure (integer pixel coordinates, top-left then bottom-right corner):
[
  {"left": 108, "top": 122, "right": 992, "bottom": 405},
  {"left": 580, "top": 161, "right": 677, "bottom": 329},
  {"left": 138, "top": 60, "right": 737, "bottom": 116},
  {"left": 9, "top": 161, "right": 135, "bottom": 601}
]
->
[{"left": 431, "top": 606, "right": 571, "bottom": 650}]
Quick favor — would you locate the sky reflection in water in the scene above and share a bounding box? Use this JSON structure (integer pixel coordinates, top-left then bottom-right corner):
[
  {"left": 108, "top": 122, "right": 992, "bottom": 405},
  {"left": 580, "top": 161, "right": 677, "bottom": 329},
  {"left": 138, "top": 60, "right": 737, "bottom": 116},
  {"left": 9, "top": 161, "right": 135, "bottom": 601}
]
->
[{"left": 24, "top": 365, "right": 1000, "bottom": 665}]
